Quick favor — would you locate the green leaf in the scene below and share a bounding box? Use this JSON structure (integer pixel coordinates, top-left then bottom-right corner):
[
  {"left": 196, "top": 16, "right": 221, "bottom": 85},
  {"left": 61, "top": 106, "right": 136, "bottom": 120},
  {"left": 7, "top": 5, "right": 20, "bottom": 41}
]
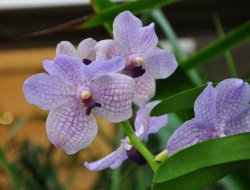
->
[
  {"left": 181, "top": 21, "right": 250, "bottom": 70},
  {"left": 152, "top": 84, "right": 206, "bottom": 116},
  {"left": 81, "top": 0, "right": 179, "bottom": 29},
  {"left": 91, "top": 0, "right": 115, "bottom": 34},
  {"left": 153, "top": 133, "right": 250, "bottom": 190}
]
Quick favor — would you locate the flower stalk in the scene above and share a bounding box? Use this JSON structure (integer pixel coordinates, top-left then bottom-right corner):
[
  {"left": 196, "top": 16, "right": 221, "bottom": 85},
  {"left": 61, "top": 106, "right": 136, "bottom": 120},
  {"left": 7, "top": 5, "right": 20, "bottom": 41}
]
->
[{"left": 120, "top": 120, "right": 159, "bottom": 172}]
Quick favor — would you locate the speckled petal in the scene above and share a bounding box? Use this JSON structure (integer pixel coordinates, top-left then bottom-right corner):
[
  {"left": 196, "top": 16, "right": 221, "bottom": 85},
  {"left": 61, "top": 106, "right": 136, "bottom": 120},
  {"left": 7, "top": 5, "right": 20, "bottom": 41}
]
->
[
  {"left": 95, "top": 40, "right": 126, "bottom": 60},
  {"left": 194, "top": 82, "right": 217, "bottom": 128},
  {"left": 167, "top": 119, "right": 214, "bottom": 156},
  {"left": 132, "top": 74, "right": 156, "bottom": 106},
  {"left": 46, "top": 99, "right": 98, "bottom": 154},
  {"left": 215, "top": 79, "right": 250, "bottom": 123},
  {"left": 133, "top": 23, "right": 158, "bottom": 53},
  {"left": 135, "top": 101, "right": 167, "bottom": 141},
  {"left": 84, "top": 145, "right": 128, "bottom": 171},
  {"left": 23, "top": 73, "right": 73, "bottom": 110},
  {"left": 144, "top": 48, "right": 177, "bottom": 79},
  {"left": 84, "top": 56, "right": 126, "bottom": 80},
  {"left": 56, "top": 41, "right": 77, "bottom": 57},
  {"left": 77, "top": 38, "right": 97, "bottom": 60},
  {"left": 225, "top": 107, "right": 250, "bottom": 135},
  {"left": 113, "top": 11, "right": 142, "bottom": 51},
  {"left": 90, "top": 73, "right": 135, "bottom": 122},
  {"left": 43, "top": 55, "right": 86, "bottom": 86}
]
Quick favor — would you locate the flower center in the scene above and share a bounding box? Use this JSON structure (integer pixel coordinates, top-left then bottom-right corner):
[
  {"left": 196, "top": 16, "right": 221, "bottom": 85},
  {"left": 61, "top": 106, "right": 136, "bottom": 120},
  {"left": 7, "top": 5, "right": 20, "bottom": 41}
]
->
[
  {"left": 79, "top": 90, "right": 101, "bottom": 115},
  {"left": 127, "top": 55, "right": 144, "bottom": 67},
  {"left": 123, "top": 55, "right": 145, "bottom": 78}
]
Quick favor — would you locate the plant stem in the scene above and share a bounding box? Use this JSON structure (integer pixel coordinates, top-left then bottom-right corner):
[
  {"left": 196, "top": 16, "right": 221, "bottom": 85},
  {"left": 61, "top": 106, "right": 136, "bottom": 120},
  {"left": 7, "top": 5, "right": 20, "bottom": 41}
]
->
[{"left": 120, "top": 120, "right": 159, "bottom": 172}]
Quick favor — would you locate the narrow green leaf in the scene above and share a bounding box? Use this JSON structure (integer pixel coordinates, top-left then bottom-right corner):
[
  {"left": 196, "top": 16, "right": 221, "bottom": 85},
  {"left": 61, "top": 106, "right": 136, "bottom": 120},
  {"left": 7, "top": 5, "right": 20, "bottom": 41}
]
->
[
  {"left": 153, "top": 133, "right": 250, "bottom": 190},
  {"left": 0, "top": 148, "right": 20, "bottom": 190},
  {"left": 181, "top": 21, "right": 250, "bottom": 70},
  {"left": 213, "top": 14, "right": 238, "bottom": 77},
  {"left": 91, "top": 0, "right": 115, "bottom": 35}
]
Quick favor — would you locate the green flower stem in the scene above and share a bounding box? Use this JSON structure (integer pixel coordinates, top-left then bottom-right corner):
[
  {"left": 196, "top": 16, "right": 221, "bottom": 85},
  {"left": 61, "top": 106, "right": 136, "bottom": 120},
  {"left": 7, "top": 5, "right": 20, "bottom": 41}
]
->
[{"left": 120, "top": 120, "right": 159, "bottom": 172}]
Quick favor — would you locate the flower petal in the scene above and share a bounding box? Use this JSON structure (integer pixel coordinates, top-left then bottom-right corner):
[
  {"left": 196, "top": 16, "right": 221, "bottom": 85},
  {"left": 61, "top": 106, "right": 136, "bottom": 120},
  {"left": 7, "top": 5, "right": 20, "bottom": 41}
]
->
[
  {"left": 23, "top": 73, "right": 73, "bottom": 110},
  {"left": 56, "top": 41, "right": 77, "bottom": 57},
  {"left": 84, "top": 145, "right": 128, "bottom": 171},
  {"left": 167, "top": 119, "right": 214, "bottom": 156},
  {"left": 134, "top": 23, "right": 158, "bottom": 53},
  {"left": 132, "top": 74, "right": 156, "bottom": 106},
  {"left": 43, "top": 55, "right": 86, "bottom": 86},
  {"left": 215, "top": 79, "right": 250, "bottom": 123},
  {"left": 77, "top": 38, "right": 97, "bottom": 60},
  {"left": 194, "top": 82, "right": 217, "bottom": 128},
  {"left": 84, "top": 56, "right": 126, "bottom": 80},
  {"left": 46, "top": 99, "right": 98, "bottom": 154},
  {"left": 95, "top": 40, "right": 127, "bottom": 60},
  {"left": 135, "top": 101, "right": 167, "bottom": 141},
  {"left": 225, "top": 107, "right": 250, "bottom": 135},
  {"left": 144, "top": 48, "right": 177, "bottom": 79},
  {"left": 90, "top": 73, "right": 135, "bottom": 122},
  {"left": 113, "top": 11, "right": 142, "bottom": 51},
  {"left": 148, "top": 115, "right": 168, "bottom": 136}
]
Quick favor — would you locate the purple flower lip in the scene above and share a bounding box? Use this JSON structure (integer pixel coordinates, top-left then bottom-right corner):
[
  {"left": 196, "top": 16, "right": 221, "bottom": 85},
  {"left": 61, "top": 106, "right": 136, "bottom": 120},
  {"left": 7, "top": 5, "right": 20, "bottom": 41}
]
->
[
  {"left": 83, "top": 59, "right": 92, "bottom": 65},
  {"left": 122, "top": 65, "right": 145, "bottom": 78},
  {"left": 126, "top": 147, "right": 147, "bottom": 165}
]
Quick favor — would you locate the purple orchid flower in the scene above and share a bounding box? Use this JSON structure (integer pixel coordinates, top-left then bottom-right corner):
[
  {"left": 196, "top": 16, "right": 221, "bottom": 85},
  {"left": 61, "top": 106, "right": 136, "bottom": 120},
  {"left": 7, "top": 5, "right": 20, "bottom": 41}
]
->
[
  {"left": 167, "top": 78, "right": 250, "bottom": 156},
  {"left": 56, "top": 38, "right": 97, "bottom": 64},
  {"left": 95, "top": 11, "right": 178, "bottom": 106},
  {"left": 84, "top": 101, "right": 168, "bottom": 171},
  {"left": 23, "top": 55, "right": 135, "bottom": 154}
]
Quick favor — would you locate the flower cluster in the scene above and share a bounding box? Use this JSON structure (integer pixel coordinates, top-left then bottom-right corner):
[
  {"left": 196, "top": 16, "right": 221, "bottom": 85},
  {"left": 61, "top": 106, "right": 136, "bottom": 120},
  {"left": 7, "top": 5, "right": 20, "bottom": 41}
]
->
[
  {"left": 23, "top": 9, "right": 250, "bottom": 173},
  {"left": 23, "top": 11, "right": 176, "bottom": 155}
]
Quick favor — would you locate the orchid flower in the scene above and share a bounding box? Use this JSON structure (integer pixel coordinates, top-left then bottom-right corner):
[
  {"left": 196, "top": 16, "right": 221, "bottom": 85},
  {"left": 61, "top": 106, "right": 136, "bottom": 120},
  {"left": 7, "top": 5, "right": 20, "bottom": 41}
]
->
[
  {"left": 95, "top": 11, "right": 178, "bottom": 106},
  {"left": 167, "top": 79, "right": 250, "bottom": 156},
  {"left": 56, "top": 38, "right": 97, "bottom": 64},
  {"left": 84, "top": 101, "right": 167, "bottom": 171},
  {"left": 23, "top": 55, "right": 135, "bottom": 154}
]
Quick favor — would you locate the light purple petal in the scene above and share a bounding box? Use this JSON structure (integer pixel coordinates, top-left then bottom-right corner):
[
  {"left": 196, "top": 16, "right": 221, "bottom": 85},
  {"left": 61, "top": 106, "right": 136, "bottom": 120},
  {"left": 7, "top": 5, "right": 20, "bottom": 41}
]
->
[
  {"left": 46, "top": 99, "right": 98, "bottom": 154},
  {"left": 144, "top": 48, "right": 177, "bottom": 79},
  {"left": 194, "top": 82, "right": 217, "bottom": 128},
  {"left": 148, "top": 115, "right": 168, "bottom": 136},
  {"left": 113, "top": 11, "right": 142, "bottom": 51},
  {"left": 132, "top": 74, "right": 156, "bottom": 106},
  {"left": 77, "top": 38, "right": 97, "bottom": 60},
  {"left": 23, "top": 73, "right": 73, "bottom": 110},
  {"left": 84, "top": 145, "right": 128, "bottom": 171},
  {"left": 134, "top": 23, "right": 158, "bottom": 53},
  {"left": 167, "top": 119, "right": 214, "bottom": 156},
  {"left": 215, "top": 79, "right": 250, "bottom": 124},
  {"left": 43, "top": 55, "right": 86, "bottom": 86},
  {"left": 84, "top": 56, "right": 126, "bottom": 80},
  {"left": 225, "top": 107, "right": 250, "bottom": 135},
  {"left": 135, "top": 101, "right": 167, "bottom": 141},
  {"left": 90, "top": 73, "right": 135, "bottom": 122},
  {"left": 95, "top": 40, "right": 126, "bottom": 60},
  {"left": 56, "top": 41, "right": 77, "bottom": 57}
]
